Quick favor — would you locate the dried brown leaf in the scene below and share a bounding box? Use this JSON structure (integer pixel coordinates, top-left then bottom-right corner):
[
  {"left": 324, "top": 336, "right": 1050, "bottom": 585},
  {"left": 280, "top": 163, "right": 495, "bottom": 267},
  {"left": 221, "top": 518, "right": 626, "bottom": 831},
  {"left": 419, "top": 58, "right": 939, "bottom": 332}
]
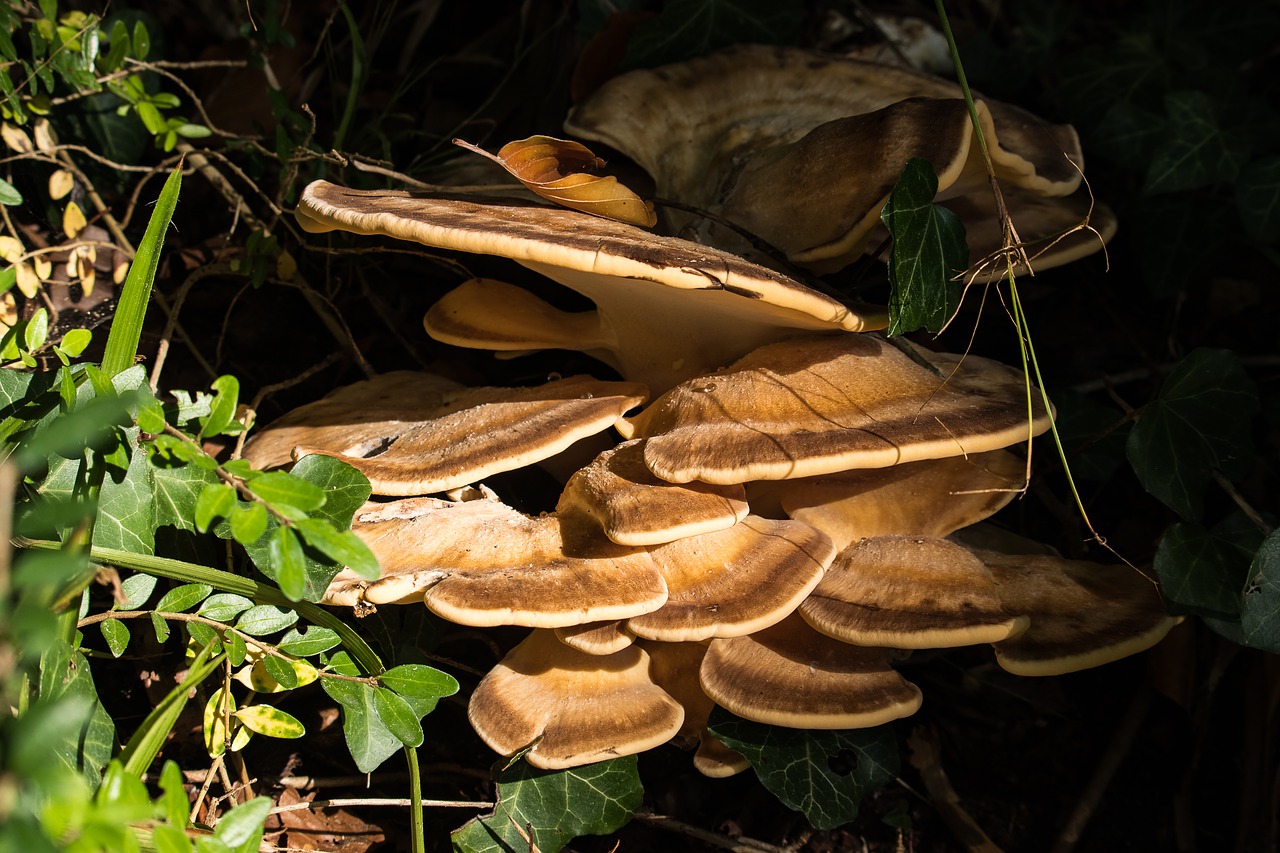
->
[
  {"left": 32, "top": 119, "right": 56, "bottom": 152},
  {"left": 454, "top": 135, "right": 657, "bottom": 228}
]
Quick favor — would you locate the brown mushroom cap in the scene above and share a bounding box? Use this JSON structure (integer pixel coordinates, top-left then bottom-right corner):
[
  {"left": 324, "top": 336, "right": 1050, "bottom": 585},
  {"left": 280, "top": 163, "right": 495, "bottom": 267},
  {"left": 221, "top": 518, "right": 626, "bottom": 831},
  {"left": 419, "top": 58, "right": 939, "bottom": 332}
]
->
[
  {"left": 621, "top": 334, "right": 1052, "bottom": 485},
  {"left": 556, "top": 439, "right": 749, "bottom": 546},
  {"left": 565, "top": 45, "right": 1097, "bottom": 275},
  {"left": 700, "top": 614, "right": 922, "bottom": 729},
  {"left": 978, "top": 550, "right": 1180, "bottom": 676},
  {"left": 468, "top": 630, "right": 684, "bottom": 769},
  {"left": 244, "top": 372, "right": 646, "bottom": 497},
  {"left": 748, "top": 450, "right": 1026, "bottom": 552},
  {"left": 326, "top": 497, "right": 668, "bottom": 628},
  {"left": 554, "top": 620, "right": 636, "bottom": 656},
  {"left": 642, "top": 641, "right": 750, "bottom": 778},
  {"left": 626, "top": 516, "right": 835, "bottom": 643},
  {"left": 299, "top": 180, "right": 885, "bottom": 393},
  {"left": 800, "top": 535, "right": 1028, "bottom": 649}
]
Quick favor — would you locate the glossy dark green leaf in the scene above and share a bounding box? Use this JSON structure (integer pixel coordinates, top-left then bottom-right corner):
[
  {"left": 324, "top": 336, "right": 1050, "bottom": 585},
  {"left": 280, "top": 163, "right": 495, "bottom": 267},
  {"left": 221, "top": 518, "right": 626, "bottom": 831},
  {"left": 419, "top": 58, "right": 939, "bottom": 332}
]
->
[
  {"left": 1144, "top": 91, "right": 1252, "bottom": 194},
  {"left": 1235, "top": 155, "right": 1280, "bottom": 242},
  {"left": 378, "top": 663, "right": 458, "bottom": 711},
  {"left": 1126, "top": 348, "right": 1258, "bottom": 519},
  {"left": 321, "top": 675, "right": 401, "bottom": 774},
  {"left": 151, "top": 457, "right": 220, "bottom": 532},
  {"left": 116, "top": 573, "right": 157, "bottom": 610},
  {"left": 1240, "top": 529, "right": 1280, "bottom": 653},
  {"left": 880, "top": 158, "right": 968, "bottom": 336},
  {"left": 1152, "top": 516, "right": 1260, "bottom": 624},
  {"left": 155, "top": 583, "right": 212, "bottom": 614},
  {"left": 152, "top": 611, "right": 171, "bottom": 644},
  {"left": 452, "top": 757, "right": 643, "bottom": 853},
  {"left": 262, "top": 654, "right": 298, "bottom": 690},
  {"left": 623, "top": 0, "right": 803, "bottom": 69},
  {"left": 709, "top": 708, "right": 899, "bottom": 830},
  {"left": 373, "top": 687, "right": 423, "bottom": 747}
]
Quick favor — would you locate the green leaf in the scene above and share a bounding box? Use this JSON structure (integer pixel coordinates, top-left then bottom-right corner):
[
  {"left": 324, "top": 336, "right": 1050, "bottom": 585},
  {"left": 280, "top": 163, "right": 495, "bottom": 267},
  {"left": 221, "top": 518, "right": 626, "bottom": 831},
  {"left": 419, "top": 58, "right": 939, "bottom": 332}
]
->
[
  {"left": 452, "top": 757, "right": 644, "bottom": 853},
  {"left": 247, "top": 470, "right": 325, "bottom": 511},
  {"left": 1241, "top": 529, "right": 1280, "bottom": 653},
  {"left": 158, "top": 760, "right": 191, "bottom": 828},
  {"left": 152, "top": 611, "right": 171, "bottom": 643},
  {"left": 1144, "top": 91, "right": 1252, "bottom": 194},
  {"left": 199, "top": 375, "right": 240, "bottom": 439},
  {"left": 155, "top": 583, "right": 213, "bottom": 613},
  {"left": 1236, "top": 155, "right": 1280, "bottom": 242},
  {"left": 198, "top": 593, "right": 254, "bottom": 622},
  {"left": 321, "top": 677, "right": 401, "bottom": 774},
  {"left": 622, "top": 0, "right": 804, "bottom": 69},
  {"left": 117, "top": 572, "right": 157, "bottom": 610},
  {"left": 234, "top": 705, "right": 305, "bottom": 739},
  {"left": 373, "top": 686, "right": 423, "bottom": 747},
  {"left": 268, "top": 525, "right": 307, "bottom": 600},
  {"left": 101, "top": 164, "right": 180, "bottom": 377},
  {"left": 212, "top": 796, "right": 271, "bottom": 853},
  {"left": 119, "top": 641, "right": 223, "bottom": 777},
  {"left": 378, "top": 663, "right": 458, "bottom": 711},
  {"left": 151, "top": 458, "right": 220, "bottom": 532},
  {"left": 1126, "top": 348, "right": 1259, "bottom": 520},
  {"left": 24, "top": 307, "right": 48, "bottom": 351},
  {"left": 0, "top": 176, "right": 22, "bottom": 205},
  {"left": 880, "top": 158, "right": 968, "bottom": 336},
  {"left": 101, "top": 618, "right": 130, "bottom": 656},
  {"left": 1152, "top": 515, "right": 1261, "bottom": 628},
  {"left": 229, "top": 501, "right": 268, "bottom": 544},
  {"left": 277, "top": 626, "right": 341, "bottom": 656},
  {"left": 194, "top": 483, "right": 236, "bottom": 532},
  {"left": 262, "top": 655, "right": 298, "bottom": 690},
  {"left": 708, "top": 708, "right": 899, "bottom": 830},
  {"left": 293, "top": 518, "right": 379, "bottom": 579},
  {"left": 131, "top": 20, "right": 150, "bottom": 61},
  {"left": 234, "top": 604, "right": 298, "bottom": 636}
]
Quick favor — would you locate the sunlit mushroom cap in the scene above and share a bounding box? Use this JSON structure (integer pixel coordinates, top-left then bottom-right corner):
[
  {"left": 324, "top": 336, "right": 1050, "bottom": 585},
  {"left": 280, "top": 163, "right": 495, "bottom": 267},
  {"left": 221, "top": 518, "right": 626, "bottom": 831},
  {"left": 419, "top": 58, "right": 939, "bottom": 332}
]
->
[
  {"left": 642, "top": 641, "right": 750, "bottom": 778},
  {"left": 468, "top": 630, "right": 684, "bottom": 770},
  {"left": 556, "top": 439, "right": 749, "bottom": 546},
  {"left": 326, "top": 497, "right": 668, "bottom": 628},
  {"left": 747, "top": 450, "right": 1025, "bottom": 551},
  {"left": 626, "top": 516, "right": 835, "bottom": 642},
  {"left": 621, "top": 334, "right": 1051, "bottom": 484},
  {"left": 700, "top": 613, "right": 922, "bottom": 729},
  {"left": 977, "top": 550, "right": 1180, "bottom": 676},
  {"left": 566, "top": 45, "right": 1100, "bottom": 274},
  {"left": 243, "top": 371, "right": 645, "bottom": 497},
  {"left": 799, "top": 535, "right": 1028, "bottom": 649},
  {"left": 298, "top": 180, "right": 885, "bottom": 392}
]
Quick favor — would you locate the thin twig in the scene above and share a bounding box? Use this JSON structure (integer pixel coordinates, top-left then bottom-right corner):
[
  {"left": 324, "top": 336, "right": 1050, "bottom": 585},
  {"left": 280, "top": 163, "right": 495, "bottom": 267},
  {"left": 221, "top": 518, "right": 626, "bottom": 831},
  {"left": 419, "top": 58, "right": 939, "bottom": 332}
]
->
[
  {"left": 150, "top": 263, "right": 235, "bottom": 390},
  {"left": 634, "top": 813, "right": 793, "bottom": 853},
  {"left": 269, "top": 797, "right": 493, "bottom": 815}
]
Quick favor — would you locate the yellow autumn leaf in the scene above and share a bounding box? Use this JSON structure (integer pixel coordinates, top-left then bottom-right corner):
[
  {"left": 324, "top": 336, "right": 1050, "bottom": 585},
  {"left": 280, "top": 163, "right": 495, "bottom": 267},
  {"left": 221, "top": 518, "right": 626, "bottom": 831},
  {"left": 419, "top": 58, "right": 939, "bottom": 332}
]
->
[
  {"left": 454, "top": 135, "right": 657, "bottom": 228},
  {"left": 48, "top": 169, "right": 73, "bottom": 200},
  {"left": 0, "top": 235, "right": 22, "bottom": 263},
  {"left": 63, "top": 201, "right": 87, "bottom": 238},
  {"left": 32, "top": 118, "right": 56, "bottom": 151},
  {"left": 15, "top": 262, "right": 39, "bottom": 298},
  {"left": 33, "top": 255, "right": 52, "bottom": 280},
  {"left": 1, "top": 122, "right": 32, "bottom": 154}
]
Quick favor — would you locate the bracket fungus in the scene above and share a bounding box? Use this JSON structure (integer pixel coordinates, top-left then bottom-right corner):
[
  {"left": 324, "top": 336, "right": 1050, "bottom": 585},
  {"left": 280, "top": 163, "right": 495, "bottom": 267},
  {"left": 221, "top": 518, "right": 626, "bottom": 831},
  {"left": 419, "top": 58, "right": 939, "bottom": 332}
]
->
[
  {"left": 298, "top": 180, "right": 885, "bottom": 392},
  {"left": 243, "top": 371, "right": 646, "bottom": 496},
  {"left": 620, "top": 334, "right": 1052, "bottom": 484},
  {"left": 468, "top": 630, "right": 684, "bottom": 770},
  {"left": 565, "top": 44, "right": 1114, "bottom": 275}
]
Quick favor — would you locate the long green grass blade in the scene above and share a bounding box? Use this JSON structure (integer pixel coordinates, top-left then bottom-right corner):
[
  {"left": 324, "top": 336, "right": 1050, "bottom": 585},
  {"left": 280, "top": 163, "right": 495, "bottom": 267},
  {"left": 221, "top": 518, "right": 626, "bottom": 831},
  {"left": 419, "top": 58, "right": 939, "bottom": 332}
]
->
[{"left": 101, "top": 164, "right": 183, "bottom": 378}]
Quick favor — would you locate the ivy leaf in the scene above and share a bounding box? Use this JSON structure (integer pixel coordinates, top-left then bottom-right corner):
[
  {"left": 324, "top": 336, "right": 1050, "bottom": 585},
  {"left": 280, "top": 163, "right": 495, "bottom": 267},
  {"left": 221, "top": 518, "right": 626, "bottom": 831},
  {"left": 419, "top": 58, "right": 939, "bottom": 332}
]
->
[
  {"left": 1235, "top": 155, "right": 1280, "bottom": 242},
  {"left": 321, "top": 669, "right": 401, "bottom": 773},
  {"left": 1144, "top": 91, "right": 1252, "bottom": 194},
  {"left": 1126, "top": 348, "right": 1258, "bottom": 520},
  {"left": 880, "top": 158, "right": 968, "bottom": 336},
  {"left": 622, "top": 0, "right": 804, "bottom": 69},
  {"left": 1152, "top": 515, "right": 1262, "bottom": 628},
  {"left": 452, "top": 757, "right": 644, "bottom": 853},
  {"left": 708, "top": 708, "right": 899, "bottom": 830},
  {"left": 38, "top": 640, "right": 117, "bottom": 788},
  {"left": 1240, "top": 529, "right": 1280, "bottom": 653}
]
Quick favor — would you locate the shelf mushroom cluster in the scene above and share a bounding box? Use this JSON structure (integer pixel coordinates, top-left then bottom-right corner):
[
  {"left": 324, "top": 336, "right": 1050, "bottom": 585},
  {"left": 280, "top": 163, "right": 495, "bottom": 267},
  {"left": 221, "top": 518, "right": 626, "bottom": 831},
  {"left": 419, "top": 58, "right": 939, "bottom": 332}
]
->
[{"left": 247, "top": 47, "right": 1170, "bottom": 774}]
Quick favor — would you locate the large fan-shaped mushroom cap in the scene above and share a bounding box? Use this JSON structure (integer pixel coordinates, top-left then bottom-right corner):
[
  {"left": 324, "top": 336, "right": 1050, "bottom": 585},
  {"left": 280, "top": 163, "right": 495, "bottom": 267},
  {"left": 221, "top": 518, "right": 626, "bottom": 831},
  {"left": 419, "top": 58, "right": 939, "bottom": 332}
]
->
[
  {"left": 621, "top": 334, "right": 1051, "bottom": 485},
  {"left": 326, "top": 497, "right": 668, "bottom": 628},
  {"left": 469, "top": 630, "right": 684, "bottom": 769},
  {"left": 299, "top": 181, "right": 884, "bottom": 392},
  {"left": 243, "top": 371, "right": 646, "bottom": 496}
]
